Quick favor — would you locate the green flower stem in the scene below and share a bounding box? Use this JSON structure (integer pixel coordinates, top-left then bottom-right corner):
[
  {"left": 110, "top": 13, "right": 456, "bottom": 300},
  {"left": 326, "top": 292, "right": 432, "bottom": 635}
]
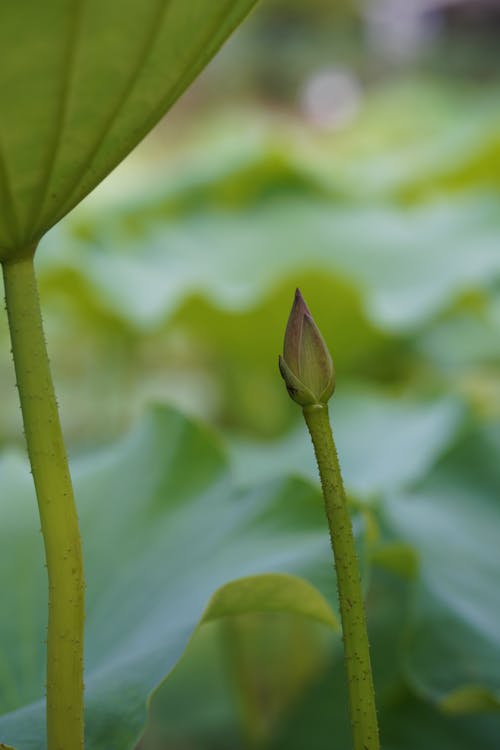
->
[
  {"left": 303, "top": 403, "right": 379, "bottom": 750},
  {"left": 2, "top": 254, "right": 84, "bottom": 750}
]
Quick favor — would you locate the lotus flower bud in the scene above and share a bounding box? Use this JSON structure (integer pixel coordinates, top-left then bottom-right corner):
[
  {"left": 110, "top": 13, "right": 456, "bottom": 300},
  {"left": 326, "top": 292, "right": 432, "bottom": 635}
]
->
[{"left": 279, "top": 289, "right": 335, "bottom": 407}]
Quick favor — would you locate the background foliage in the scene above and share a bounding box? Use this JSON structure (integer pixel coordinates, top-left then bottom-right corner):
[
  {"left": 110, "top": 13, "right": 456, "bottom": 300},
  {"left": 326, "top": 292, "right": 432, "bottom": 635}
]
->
[{"left": 2, "top": 1, "right": 500, "bottom": 748}]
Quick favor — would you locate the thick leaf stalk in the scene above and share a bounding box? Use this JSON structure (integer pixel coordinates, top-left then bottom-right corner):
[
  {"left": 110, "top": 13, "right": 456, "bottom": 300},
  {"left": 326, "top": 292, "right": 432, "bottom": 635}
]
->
[{"left": 2, "top": 255, "right": 84, "bottom": 750}]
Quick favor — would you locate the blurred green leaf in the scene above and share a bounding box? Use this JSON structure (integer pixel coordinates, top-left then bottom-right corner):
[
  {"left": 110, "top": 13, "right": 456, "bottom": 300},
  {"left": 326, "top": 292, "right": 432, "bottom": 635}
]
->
[
  {"left": 329, "top": 84, "right": 500, "bottom": 202},
  {"left": 140, "top": 565, "right": 410, "bottom": 750},
  {"left": 27, "top": 191, "right": 500, "bottom": 440},
  {"left": 0, "top": 405, "right": 345, "bottom": 749},
  {"left": 230, "top": 390, "right": 464, "bottom": 497},
  {"left": 416, "top": 292, "right": 500, "bottom": 371},
  {"left": 0, "top": 0, "right": 257, "bottom": 259},
  {"left": 381, "top": 423, "right": 500, "bottom": 710},
  {"left": 142, "top": 613, "right": 334, "bottom": 750},
  {"left": 441, "top": 686, "right": 500, "bottom": 715},
  {"left": 370, "top": 541, "right": 419, "bottom": 579},
  {"left": 130, "top": 511, "right": 500, "bottom": 750},
  {"left": 271, "top": 568, "right": 500, "bottom": 750},
  {"left": 202, "top": 574, "right": 338, "bottom": 628},
  {"left": 39, "top": 195, "right": 500, "bottom": 333},
  {"left": 380, "top": 692, "right": 500, "bottom": 750},
  {"left": 268, "top": 569, "right": 407, "bottom": 750}
]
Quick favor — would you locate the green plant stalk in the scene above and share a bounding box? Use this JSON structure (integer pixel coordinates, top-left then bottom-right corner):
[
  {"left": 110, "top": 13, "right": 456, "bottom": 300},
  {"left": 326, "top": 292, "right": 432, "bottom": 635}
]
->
[
  {"left": 303, "top": 403, "right": 379, "bottom": 750},
  {"left": 2, "top": 254, "right": 84, "bottom": 750}
]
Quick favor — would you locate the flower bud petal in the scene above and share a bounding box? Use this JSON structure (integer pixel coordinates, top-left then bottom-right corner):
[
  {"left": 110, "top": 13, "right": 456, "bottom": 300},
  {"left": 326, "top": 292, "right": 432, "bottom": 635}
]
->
[
  {"left": 278, "top": 355, "right": 317, "bottom": 407},
  {"left": 279, "top": 289, "right": 335, "bottom": 406},
  {"left": 283, "top": 288, "right": 310, "bottom": 374}
]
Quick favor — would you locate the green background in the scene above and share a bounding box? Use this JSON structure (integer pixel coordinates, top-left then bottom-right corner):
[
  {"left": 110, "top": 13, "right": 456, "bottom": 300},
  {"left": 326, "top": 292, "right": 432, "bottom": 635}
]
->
[{"left": 2, "top": 1, "right": 500, "bottom": 748}]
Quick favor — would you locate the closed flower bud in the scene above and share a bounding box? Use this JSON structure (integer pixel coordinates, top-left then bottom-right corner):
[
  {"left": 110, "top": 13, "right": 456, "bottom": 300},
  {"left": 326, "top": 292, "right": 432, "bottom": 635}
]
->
[{"left": 279, "top": 289, "right": 335, "bottom": 407}]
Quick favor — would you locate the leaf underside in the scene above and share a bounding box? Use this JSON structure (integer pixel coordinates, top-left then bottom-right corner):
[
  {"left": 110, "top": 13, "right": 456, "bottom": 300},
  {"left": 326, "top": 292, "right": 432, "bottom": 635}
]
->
[
  {"left": 0, "top": 0, "right": 257, "bottom": 260},
  {"left": 0, "top": 405, "right": 341, "bottom": 749}
]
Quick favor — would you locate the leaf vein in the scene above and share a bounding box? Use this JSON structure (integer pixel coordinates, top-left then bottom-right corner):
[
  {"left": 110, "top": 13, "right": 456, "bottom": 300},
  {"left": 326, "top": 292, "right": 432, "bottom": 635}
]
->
[
  {"left": 27, "top": 0, "right": 85, "bottom": 237},
  {"left": 35, "top": 0, "right": 173, "bottom": 238},
  {"left": 0, "top": 135, "right": 21, "bottom": 250}
]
